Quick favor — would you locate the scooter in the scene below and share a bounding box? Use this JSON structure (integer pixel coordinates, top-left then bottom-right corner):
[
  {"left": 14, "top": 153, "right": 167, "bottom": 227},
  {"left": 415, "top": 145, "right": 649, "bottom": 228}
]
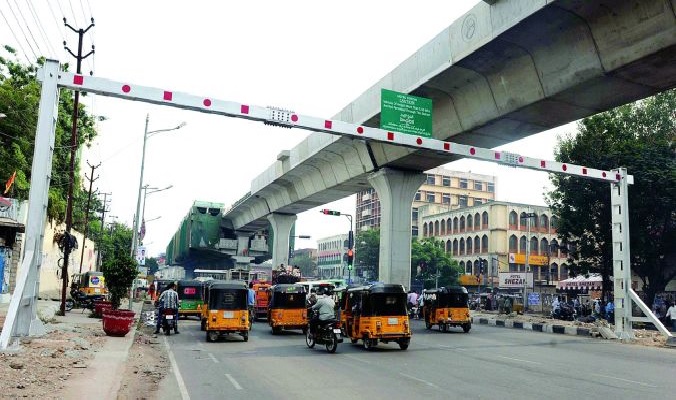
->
[
  {"left": 305, "top": 309, "right": 343, "bottom": 353},
  {"left": 551, "top": 303, "right": 576, "bottom": 321}
]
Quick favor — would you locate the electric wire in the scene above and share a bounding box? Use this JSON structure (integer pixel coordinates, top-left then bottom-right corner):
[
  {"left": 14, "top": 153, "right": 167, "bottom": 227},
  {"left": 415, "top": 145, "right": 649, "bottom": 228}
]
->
[
  {"left": 45, "top": 0, "right": 67, "bottom": 61},
  {"left": 5, "top": 1, "right": 39, "bottom": 61},
  {"left": 0, "top": 7, "right": 32, "bottom": 64},
  {"left": 27, "top": 0, "right": 58, "bottom": 58},
  {"left": 11, "top": 0, "right": 44, "bottom": 57},
  {"left": 67, "top": 0, "right": 79, "bottom": 26}
]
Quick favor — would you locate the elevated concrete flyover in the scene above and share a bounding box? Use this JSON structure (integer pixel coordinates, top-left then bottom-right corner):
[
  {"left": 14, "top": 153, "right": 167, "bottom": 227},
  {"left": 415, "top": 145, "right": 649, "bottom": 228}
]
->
[{"left": 224, "top": 0, "right": 676, "bottom": 284}]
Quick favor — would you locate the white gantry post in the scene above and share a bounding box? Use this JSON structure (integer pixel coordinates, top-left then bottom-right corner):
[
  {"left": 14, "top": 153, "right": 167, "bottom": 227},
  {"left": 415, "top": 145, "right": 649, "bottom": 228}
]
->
[{"left": 0, "top": 60, "right": 60, "bottom": 349}]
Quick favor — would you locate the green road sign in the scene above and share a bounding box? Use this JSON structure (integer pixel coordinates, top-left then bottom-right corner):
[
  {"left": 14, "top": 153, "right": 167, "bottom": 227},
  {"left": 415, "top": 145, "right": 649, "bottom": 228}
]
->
[{"left": 380, "top": 89, "right": 433, "bottom": 138}]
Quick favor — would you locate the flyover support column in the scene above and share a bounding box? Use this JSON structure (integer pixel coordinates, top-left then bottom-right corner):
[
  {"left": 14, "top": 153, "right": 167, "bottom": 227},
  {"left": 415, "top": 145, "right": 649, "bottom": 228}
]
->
[
  {"left": 266, "top": 213, "right": 296, "bottom": 270},
  {"left": 368, "top": 168, "right": 425, "bottom": 289}
]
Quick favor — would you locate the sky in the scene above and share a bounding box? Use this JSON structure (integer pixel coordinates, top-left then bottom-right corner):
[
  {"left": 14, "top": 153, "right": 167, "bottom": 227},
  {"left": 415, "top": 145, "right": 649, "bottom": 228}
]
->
[{"left": 1, "top": 0, "right": 578, "bottom": 257}]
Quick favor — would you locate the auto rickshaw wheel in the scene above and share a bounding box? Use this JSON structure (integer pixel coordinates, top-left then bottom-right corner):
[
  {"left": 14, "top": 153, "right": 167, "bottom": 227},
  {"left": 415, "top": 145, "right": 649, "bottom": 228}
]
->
[
  {"left": 462, "top": 323, "right": 471, "bottom": 333},
  {"left": 398, "top": 339, "right": 410, "bottom": 350},
  {"left": 350, "top": 337, "right": 358, "bottom": 344},
  {"left": 272, "top": 326, "right": 282, "bottom": 335},
  {"left": 363, "top": 337, "right": 375, "bottom": 351},
  {"left": 200, "top": 319, "right": 206, "bottom": 331},
  {"left": 442, "top": 323, "right": 448, "bottom": 333},
  {"left": 425, "top": 319, "right": 432, "bottom": 330},
  {"left": 207, "top": 331, "right": 219, "bottom": 342},
  {"left": 242, "top": 332, "right": 249, "bottom": 342}
]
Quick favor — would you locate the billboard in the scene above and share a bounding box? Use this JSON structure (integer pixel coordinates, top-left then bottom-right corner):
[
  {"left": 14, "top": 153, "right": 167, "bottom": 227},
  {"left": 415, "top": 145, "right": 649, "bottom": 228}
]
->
[
  {"left": 380, "top": 89, "right": 433, "bottom": 137},
  {"left": 498, "top": 272, "right": 533, "bottom": 289},
  {"left": 136, "top": 246, "right": 146, "bottom": 266}
]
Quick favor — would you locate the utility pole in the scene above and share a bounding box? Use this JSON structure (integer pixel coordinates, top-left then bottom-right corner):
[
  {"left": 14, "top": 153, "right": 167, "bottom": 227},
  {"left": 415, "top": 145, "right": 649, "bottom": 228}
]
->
[
  {"left": 79, "top": 161, "right": 100, "bottom": 273},
  {"left": 96, "top": 192, "right": 112, "bottom": 269},
  {"left": 58, "top": 18, "right": 95, "bottom": 316}
]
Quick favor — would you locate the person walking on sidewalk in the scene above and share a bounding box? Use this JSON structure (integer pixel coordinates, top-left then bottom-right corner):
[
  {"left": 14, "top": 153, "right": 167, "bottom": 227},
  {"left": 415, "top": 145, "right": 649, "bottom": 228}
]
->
[
  {"left": 155, "top": 282, "right": 179, "bottom": 334},
  {"left": 665, "top": 302, "right": 676, "bottom": 331}
]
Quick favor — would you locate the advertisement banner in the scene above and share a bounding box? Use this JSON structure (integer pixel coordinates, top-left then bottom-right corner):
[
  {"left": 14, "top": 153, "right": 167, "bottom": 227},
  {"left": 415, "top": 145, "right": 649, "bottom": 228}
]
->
[
  {"left": 508, "top": 253, "right": 548, "bottom": 266},
  {"left": 498, "top": 272, "right": 533, "bottom": 289},
  {"left": 136, "top": 246, "right": 146, "bottom": 266}
]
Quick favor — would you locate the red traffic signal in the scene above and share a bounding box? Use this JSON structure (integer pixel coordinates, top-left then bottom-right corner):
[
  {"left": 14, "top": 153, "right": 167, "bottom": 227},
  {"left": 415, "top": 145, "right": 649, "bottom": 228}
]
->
[
  {"left": 346, "top": 248, "right": 354, "bottom": 265},
  {"left": 320, "top": 209, "right": 341, "bottom": 216}
]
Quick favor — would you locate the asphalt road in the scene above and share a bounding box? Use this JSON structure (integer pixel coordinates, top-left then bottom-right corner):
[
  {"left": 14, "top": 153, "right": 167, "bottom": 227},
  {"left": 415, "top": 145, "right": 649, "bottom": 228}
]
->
[{"left": 163, "top": 318, "right": 674, "bottom": 400}]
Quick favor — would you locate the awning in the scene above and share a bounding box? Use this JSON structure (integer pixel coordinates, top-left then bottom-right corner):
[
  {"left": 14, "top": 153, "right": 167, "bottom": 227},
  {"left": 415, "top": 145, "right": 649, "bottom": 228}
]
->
[
  {"left": 0, "top": 217, "right": 25, "bottom": 233},
  {"left": 557, "top": 274, "right": 603, "bottom": 290}
]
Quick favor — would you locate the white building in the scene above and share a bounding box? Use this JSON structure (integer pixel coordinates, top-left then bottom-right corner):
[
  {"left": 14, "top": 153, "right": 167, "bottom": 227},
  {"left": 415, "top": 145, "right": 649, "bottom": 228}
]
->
[{"left": 316, "top": 233, "right": 348, "bottom": 279}]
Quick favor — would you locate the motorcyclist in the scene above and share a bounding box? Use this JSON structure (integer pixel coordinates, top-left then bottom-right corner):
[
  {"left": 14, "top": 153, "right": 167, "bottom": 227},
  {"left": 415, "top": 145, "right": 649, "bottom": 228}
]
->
[
  {"left": 309, "top": 288, "right": 335, "bottom": 337},
  {"left": 154, "top": 282, "right": 179, "bottom": 334}
]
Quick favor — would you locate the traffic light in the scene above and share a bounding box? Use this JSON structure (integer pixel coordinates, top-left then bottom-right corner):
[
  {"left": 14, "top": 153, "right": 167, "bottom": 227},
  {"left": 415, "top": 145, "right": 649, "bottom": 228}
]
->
[
  {"left": 320, "top": 209, "right": 341, "bottom": 216},
  {"left": 347, "top": 248, "right": 354, "bottom": 266}
]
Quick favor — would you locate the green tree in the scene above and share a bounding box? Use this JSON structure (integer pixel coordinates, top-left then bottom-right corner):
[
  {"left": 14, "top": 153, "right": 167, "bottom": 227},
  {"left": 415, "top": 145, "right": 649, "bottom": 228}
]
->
[
  {"left": 100, "top": 222, "right": 137, "bottom": 309},
  {"left": 291, "top": 254, "right": 316, "bottom": 277},
  {"left": 411, "top": 237, "right": 462, "bottom": 290},
  {"left": 548, "top": 89, "right": 676, "bottom": 306},
  {"left": 145, "top": 257, "right": 159, "bottom": 275},
  {"left": 0, "top": 46, "right": 99, "bottom": 228},
  {"left": 355, "top": 229, "right": 380, "bottom": 281}
]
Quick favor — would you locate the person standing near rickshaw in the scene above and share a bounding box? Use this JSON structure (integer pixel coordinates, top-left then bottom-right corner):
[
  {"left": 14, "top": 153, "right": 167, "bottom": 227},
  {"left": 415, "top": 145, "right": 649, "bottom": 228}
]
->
[
  {"left": 155, "top": 282, "right": 179, "bottom": 334},
  {"left": 247, "top": 282, "right": 256, "bottom": 327}
]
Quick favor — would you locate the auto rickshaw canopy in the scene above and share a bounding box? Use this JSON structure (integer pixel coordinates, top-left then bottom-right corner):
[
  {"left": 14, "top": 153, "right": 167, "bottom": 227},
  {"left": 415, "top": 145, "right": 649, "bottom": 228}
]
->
[
  {"left": 269, "top": 284, "right": 307, "bottom": 309},
  {"left": 207, "top": 280, "right": 248, "bottom": 310},
  {"left": 423, "top": 286, "right": 469, "bottom": 308}
]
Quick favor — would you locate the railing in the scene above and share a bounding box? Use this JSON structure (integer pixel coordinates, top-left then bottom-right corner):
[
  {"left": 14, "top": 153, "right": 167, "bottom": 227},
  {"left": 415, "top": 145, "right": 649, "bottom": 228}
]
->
[{"left": 218, "top": 239, "right": 238, "bottom": 250}]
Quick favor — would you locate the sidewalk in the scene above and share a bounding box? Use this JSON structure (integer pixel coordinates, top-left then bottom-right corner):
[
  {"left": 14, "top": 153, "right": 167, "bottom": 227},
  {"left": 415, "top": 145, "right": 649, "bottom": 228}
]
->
[{"left": 0, "top": 298, "right": 143, "bottom": 399}]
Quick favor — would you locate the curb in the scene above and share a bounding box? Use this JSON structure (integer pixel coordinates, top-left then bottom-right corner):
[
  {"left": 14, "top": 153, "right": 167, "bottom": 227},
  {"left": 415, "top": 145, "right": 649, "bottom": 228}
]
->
[{"left": 471, "top": 316, "right": 591, "bottom": 338}]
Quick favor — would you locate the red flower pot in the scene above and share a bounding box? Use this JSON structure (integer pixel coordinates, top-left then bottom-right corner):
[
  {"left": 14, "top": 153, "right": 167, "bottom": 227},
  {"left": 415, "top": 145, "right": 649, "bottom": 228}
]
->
[
  {"left": 102, "top": 309, "right": 136, "bottom": 337},
  {"left": 93, "top": 300, "right": 113, "bottom": 318}
]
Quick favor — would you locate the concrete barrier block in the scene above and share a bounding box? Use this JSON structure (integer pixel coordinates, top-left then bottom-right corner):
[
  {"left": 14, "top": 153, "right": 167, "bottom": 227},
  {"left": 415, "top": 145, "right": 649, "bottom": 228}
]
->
[
  {"left": 552, "top": 325, "right": 566, "bottom": 334},
  {"left": 479, "top": 318, "right": 488, "bottom": 324},
  {"left": 532, "top": 323, "right": 543, "bottom": 332},
  {"left": 504, "top": 320, "right": 514, "bottom": 328},
  {"left": 488, "top": 319, "right": 497, "bottom": 326},
  {"left": 564, "top": 326, "right": 577, "bottom": 336},
  {"left": 576, "top": 328, "right": 591, "bottom": 336},
  {"left": 598, "top": 327, "right": 618, "bottom": 339},
  {"left": 496, "top": 320, "right": 505, "bottom": 327},
  {"left": 522, "top": 322, "right": 532, "bottom": 330},
  {"left": 513, "top": 321, "right": 523, "bottom": 329}
]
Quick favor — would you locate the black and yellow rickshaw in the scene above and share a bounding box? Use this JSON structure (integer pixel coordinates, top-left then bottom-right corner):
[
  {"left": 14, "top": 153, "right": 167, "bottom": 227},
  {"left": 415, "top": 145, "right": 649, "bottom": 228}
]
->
[
  {"left": 340, "top": 283, "right": 411, "bottom": 350},
  {"left": 177, "top": 280, "right": 205, "bottom": 319},
  {"left": 69, "top": 271, "right": 107, "bottom": 300},
  {"left": 267, "top": 284, "right": 308, "bottom": 334},
  {"left": 203, "top": 280, "right": 250, "bottom": 342},
  {"left": 421, "top": 286, "right": 471, "bottom": 333}
]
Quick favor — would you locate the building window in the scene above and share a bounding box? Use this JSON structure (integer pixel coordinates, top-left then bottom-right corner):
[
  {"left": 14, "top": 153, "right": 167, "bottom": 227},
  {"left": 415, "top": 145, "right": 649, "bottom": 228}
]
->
[
  {"left": 412, "top": 208, "right": 418, "bottom": 221},
  {"left": 446, "top": 240, "right": 452, "bottom": 253},
  {"left": 487, "top": 183, "right": 495, "bottom": 192},
  {"left": 442, "top": 193, "right": 451, "bottom": 204},
  {"left": 530, "top": 236, "right": 539, "bottom": 255},
  {"left": 519, "top": 236, "right": 527, "bottom": 253},
  {"left": 509, "top": 211, "right": 518, "bottom": 228},
  {"left": 482, "top": 211, "right": 489, "bottom": 228},
  {"left": 459, "top": 238, "right": 465, "bottom": 255},
  {"left": 551, "top": 216, "right": 558, "bottom": 230},
  {"left": 447, "top": 218, "right": 452, "bottom": 234},
  {"left": 423, "top": 223, "right": 428, "bottom": 237},
  {"left": 426, "top": 192, "right": 436, "bottom": 203},
  {"left": 509, "top": 235, "right": 518, "bottom": 252},
  {"left": 411, "top": 226, "right": 419, "bottom": 237},
  {"left": 481, "top": 235, "right": 488, "bottom": 253},
  {"left": 474, "top": 213, "right": 480, "bottom": 230},
  {"left": 473, "top": 236, "right": 480, "bottom": 254},
  {"left": 459, "top": 195, "right": 468, "bottom": 207},
  {"left": 474, "top": 181, "right": 482, "bottom": 191},
  {"left": 442, "top": 176, "right": 450, "bottom": 187},
  {"left": 440, "top": 219, "right": 446, "bottom": 235},
  {"left": 453, "top": 217, "right": 459, "bottom": 232},
  {"left": 434, "top": 220, "right": 440, "bottom": 236},
  {"left": 540, "top": 214, "right": 549, "bottom": 231},
  {"left": 426, "top": 174, "right": 435, "bottom": 185},
  {"left": 453, "top": 239, "right": 458, "bottom": 255},
  {"left": 466, "top": 237, "right": 473, "bottom": 254},
  {"left": 474, "top": 198, "right": 483, "bottom": 205},
  {"left": 467, "top": 215, "right": 473, "bottom": 230},
  {"left": 415, "top": 191, "right": 421, "bottom": 201},
  {"left": 459, "top": 216, "right": 465, "bottom": 232},
  {"left": 459, "top": 178, "right": 468, "bottom": 189}
]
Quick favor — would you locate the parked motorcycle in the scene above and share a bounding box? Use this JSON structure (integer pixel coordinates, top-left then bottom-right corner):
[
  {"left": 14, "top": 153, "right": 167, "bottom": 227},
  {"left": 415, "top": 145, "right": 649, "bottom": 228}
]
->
[
  {"left": 64, "top": 289, "right": 98, "bottom": 312},
  {"left": 305, "top": 309, "right": 343, "bottom": 353},
  {"left": 551, "top": 303, "right": 577, "bottom": 321}
]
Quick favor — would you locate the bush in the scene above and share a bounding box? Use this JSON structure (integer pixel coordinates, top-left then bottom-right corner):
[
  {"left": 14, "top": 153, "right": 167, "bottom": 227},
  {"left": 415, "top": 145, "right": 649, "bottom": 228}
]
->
[{"left": 102, "top": 254, "right": 138, "bottom": 309}]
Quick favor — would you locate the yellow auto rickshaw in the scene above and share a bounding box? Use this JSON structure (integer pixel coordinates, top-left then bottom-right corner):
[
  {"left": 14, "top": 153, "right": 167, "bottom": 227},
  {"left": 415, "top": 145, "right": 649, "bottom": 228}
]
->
[
  {"left": 421, "top": 286, "right": 471, "bottom": 333},
  {"left": 203, "top": 280, "right": 250, "bottom": 342},
  {"left": 340, "top": 283, "right": 411, "bottom": 350},
  {"left": 267, "top": 284, "right": 308, "bottom": 334},
  {"left": 71, "top": 271, "right": 108, "bottom": 298}
]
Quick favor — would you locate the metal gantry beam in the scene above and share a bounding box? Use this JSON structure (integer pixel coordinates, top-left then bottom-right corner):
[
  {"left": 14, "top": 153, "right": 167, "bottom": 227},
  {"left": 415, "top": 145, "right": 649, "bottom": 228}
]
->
[{"left": 3, "top": 59, "right": 670, "bottom": 349}]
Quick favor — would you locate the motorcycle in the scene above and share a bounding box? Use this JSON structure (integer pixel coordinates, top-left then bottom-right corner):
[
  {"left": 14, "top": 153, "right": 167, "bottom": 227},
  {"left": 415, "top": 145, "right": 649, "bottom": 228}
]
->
[
  {"left": 64, "top": 289, "right": 98, "bottom": 312},
  {"left": 161, "top": 308, "right": 178, "bottom": 335},
  {"left": 305, "top": 309, "right": 343, "bottom": 353},
  {"left": 551, "top": 303, "right": 576, "bottom": 321}
]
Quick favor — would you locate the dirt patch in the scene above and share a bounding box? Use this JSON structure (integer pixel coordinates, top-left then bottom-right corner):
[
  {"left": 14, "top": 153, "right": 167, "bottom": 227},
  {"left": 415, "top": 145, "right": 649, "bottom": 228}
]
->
[
  {"left": 0, "top": 320, "right": 105, "bottom": 399},
  {"left": 115, "top": 304, "right": 170, "bottom": 400}
]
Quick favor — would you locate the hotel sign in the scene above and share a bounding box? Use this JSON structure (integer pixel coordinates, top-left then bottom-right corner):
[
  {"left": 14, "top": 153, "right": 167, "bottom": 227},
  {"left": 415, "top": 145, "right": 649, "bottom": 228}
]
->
[
  {"left": 498, "top": 272, "right": 533, "bottom": 289},
  {"left": 508, "top": 253, "right": 548, "bottom": 266}
]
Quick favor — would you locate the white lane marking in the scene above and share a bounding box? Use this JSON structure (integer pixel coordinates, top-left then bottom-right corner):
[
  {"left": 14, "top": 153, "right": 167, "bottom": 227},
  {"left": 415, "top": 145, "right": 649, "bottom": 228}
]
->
[
  {"left": 592, "top": 374, "right": 657, "bottom": 388},
  {"left": 497, "top": 356, "right": 542, "bottom": 365},
  {"left": 164, "top": 336, "right": 191, "bottom": 400},
  {"left": 439, "top": 345, "right": 466, "bottom": 351},
  {"left": 208, "top": 353, "right": 219, "bottom": 363},
  {"left": 343, "top": 354, "right": 371, "bottom": 364},
  {"left": 225, "top": 373, "right": 243, "bottom": 390},
  {"left": 399, "top": 373, "right": 439, "bottom": 389}
]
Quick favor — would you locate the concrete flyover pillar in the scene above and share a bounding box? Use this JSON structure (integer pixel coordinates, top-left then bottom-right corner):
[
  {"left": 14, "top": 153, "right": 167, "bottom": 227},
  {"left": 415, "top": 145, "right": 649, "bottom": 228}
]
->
[
  {"left": 266, "top": 213, "right": 297, "bottom": 270},
  {"left": 368, "top": 168, "right": 425, "bottom": 290}
]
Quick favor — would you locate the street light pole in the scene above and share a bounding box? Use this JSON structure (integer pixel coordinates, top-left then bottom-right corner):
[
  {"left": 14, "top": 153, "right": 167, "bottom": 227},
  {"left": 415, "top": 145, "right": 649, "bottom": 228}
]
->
[
  {"left": 129, "top": 116, "right": 184, "bottom": 309},
  {"left": 522, "top": 211, "right": 537, "bottom": 313}
]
